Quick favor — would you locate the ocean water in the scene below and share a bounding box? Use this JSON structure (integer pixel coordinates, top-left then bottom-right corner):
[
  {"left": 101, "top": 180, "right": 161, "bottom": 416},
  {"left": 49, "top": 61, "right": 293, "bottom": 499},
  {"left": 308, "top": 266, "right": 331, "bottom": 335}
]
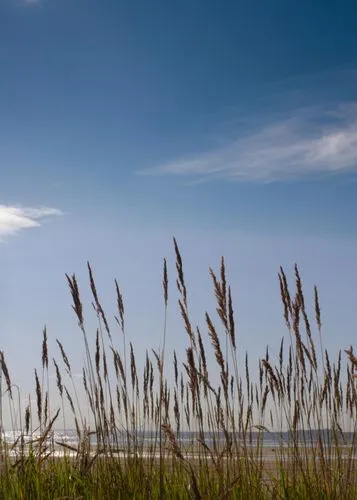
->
[{"left": 1, "top": 428, "right": 355, "bottom": 454}]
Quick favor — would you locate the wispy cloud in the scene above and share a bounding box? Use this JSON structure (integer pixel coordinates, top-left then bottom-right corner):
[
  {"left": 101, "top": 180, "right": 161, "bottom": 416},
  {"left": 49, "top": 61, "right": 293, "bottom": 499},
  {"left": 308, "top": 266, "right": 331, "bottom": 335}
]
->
[
  {"left": 0, "top": 205, "right": 62, "bottom": 240},
  {"left": 141, "top": 103, "right": 357, "bottom": 182},
  {"left": 21, "top": 0, "right": 42, "bottom": 6}
]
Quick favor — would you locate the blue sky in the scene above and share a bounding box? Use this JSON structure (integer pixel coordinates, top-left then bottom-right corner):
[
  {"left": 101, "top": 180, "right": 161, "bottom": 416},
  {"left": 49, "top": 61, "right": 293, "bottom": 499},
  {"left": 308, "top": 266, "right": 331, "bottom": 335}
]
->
[{"left": 1, "top": 0, "right": 357, "bottom": 426}]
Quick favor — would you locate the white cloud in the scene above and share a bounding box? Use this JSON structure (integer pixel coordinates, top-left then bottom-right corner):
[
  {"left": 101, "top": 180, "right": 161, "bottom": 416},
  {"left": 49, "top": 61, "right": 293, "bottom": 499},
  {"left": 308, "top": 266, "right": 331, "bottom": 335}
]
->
[
  {"left": 141, "top": 103, "right": 357, "bottom": 182},
  {"left": 0, "top": 205, "right": 62, "bottom": 240}
]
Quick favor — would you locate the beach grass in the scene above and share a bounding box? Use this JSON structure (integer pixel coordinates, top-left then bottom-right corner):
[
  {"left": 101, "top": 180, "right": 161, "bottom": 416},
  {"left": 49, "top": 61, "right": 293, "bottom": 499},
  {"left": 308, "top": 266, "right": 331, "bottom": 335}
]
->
[{"left": 1, "top": 239, "right": 357, "bottom": 499}]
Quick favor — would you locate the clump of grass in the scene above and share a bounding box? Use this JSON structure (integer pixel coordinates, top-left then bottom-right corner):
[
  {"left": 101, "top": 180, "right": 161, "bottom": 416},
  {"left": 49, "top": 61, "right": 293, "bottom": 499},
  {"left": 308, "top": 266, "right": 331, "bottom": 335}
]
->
[{"left": 0, "top": 239, "right": 357, "bottom": 499}]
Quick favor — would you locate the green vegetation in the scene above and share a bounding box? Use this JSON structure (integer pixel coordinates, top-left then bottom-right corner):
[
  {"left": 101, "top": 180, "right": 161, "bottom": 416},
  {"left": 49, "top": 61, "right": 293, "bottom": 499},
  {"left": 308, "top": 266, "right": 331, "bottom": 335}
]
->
[{"left": 1, "top": 239, "right": 357, "bottom": 499}]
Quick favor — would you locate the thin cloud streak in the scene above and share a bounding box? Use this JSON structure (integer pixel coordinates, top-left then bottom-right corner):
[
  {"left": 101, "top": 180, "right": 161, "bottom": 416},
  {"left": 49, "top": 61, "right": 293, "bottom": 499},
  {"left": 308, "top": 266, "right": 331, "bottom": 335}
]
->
[
  {"left": 141, "top": 103, "right": 357, "bottom": 182},
  {"left": 0, "top": 205, "right": 62, "bottom": 239}
]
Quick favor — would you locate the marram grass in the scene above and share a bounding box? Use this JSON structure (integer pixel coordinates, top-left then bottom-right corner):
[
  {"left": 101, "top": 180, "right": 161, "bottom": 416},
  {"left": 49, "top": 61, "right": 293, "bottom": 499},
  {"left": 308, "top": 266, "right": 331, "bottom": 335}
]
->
[{"left": 1, "top": 240, "right": 357, "bottom": 499}]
